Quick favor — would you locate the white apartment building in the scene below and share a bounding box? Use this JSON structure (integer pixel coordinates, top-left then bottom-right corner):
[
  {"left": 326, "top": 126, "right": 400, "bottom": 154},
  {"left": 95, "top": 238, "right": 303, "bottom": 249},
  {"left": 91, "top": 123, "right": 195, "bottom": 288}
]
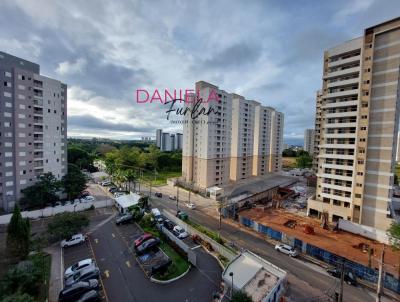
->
[
  {"left": 0, "top": 51, "right": 67, "bottom": 211},
  {"left": 308, "top": 17, "right": 400, "bottom": 231},
  {"left": 182, "top": 81, "right": 284, "bottom": 189},
  {"left": 304, "top": 129, "right": 315, "bottom": 154}
]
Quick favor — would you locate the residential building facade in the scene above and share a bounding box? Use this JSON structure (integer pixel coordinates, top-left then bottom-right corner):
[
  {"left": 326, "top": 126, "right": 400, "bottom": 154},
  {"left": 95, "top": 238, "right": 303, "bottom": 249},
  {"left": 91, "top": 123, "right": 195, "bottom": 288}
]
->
[
  {"left": 182, "top": 81, "right": 284, "bottom": 189},
  {"left": 304, "top": 129, "right": 315, "bottom": 154},
  {"left": 156, "top": 129, "right": 182, "bottom": 152},
  {"left": 0, "top": 51, "right": 67, "bottom": 211},
  {"left": 308, "top": 18, "right": 400, "bottom": 231}
]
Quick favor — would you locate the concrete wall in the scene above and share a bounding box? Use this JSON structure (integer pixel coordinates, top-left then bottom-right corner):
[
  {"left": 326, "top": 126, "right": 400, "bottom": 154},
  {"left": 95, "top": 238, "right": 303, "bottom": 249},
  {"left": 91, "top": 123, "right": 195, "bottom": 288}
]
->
[{"left": 338, "top": 218, "right": 389, "bottom": 244}]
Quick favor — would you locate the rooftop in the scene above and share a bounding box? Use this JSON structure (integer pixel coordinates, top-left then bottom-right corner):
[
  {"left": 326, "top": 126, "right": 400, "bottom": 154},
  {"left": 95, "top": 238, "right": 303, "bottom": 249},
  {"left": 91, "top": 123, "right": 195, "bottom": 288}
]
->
[
  {"left": 222, "top": 251, "right": 286, "bottom": 302},
  {"left": 222, "top": 173, "right": 297, "bottom": 199},
  {"left": 240, "top": 208, "right": 400, "bottom": 277},
  {"left": 115, "top": 192, "right": 141, "bottom": 209}
]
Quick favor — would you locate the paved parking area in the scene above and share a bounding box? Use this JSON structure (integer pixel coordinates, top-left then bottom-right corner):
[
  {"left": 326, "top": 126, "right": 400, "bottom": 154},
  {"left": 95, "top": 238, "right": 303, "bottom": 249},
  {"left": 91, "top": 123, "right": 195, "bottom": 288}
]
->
[{"left": 62, "top": 240, "right": 107, "bottom": 301}]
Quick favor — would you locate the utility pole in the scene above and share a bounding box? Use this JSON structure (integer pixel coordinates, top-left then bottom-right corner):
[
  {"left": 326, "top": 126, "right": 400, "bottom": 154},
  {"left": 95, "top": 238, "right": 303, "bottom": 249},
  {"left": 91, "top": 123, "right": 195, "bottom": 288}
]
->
[
  {"left": 176, "top": 186, "right": 179, "bottom": 213},
  {"left": 376, "top": 245, "right": 385, "bottom": 302},
  {"left": 339, "top": 261, "right": 345, "bottom": 302}
]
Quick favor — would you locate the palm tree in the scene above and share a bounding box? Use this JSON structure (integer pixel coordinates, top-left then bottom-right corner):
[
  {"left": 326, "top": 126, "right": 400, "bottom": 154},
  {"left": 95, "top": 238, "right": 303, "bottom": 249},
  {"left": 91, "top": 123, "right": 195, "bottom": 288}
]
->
[{"left": 125, "top": 169, "right": 137, "bottom": 192}]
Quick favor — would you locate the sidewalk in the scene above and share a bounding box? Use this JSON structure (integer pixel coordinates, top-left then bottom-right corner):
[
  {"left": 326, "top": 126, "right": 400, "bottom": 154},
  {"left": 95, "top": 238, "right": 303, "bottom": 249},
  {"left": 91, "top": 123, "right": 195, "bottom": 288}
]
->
[{"left": 45, "top": 244, "right": 63, "bottom": 302}]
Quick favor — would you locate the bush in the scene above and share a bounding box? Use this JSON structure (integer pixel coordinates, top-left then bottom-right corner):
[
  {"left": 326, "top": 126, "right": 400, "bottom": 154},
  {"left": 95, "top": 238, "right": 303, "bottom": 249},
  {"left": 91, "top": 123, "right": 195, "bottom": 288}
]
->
[
  {"left": 232, "top": 291, "right": 253, "bottom": 302},
  {"left": 0, "top": 292, "right": 35, "bottom": 302},
  {"left": 47, "top": 212, "right": 89, "bottom": 241}
]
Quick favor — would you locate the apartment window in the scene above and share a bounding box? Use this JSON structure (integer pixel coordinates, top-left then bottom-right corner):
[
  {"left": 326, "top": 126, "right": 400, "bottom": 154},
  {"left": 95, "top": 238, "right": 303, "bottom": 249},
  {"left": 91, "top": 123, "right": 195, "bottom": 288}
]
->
[
  {"left": 355, "top": 194, "right": 362, "bottom": 198},
  {"left": 358, "top": 160, "right": 364, "bottom": 164},
  {"left": 19, "top": 152, "right": 26, "bottom": 156},
  {"left": 361, "top": 126, "right": 367, "bottom": 130},
  {"left": 18, "top": 114, "right": 26, "bottom": 119},
  {"left": 4, "top": 71, "right": 11, "bottom": 77},
  {"left": 18, "top": 133, "right": 26, "bottom": 138},
  {"left": 5, "top": 132, "right": 12, "bottom": 137},
  {"left": 19, "top": 142, "right": 26, "bottom": 147},
  {"left": 19, "top": 104, "right": 26, "bottom": 109},
  {"left": 361, "top": 115, "right": 368, "bottom": 119},
  {"left": 20, "top": 180, "right": 27, "bottom": 185},
  {"left": 18, "top": 94, "right": 26, "bottom": 100},
  {"left": 5, "top": 181, "right": 14, "bottom": 187},
  {"left": 4, "top": 91, "right": 11, "bottom": 97},
  {"left": 17, "top": 74, "right": 25, "bottom": 80},
  {"left": 5, "top": 102, "right": 12, "bottom": 108},
  {"left": 18, "top": 84, "right": 25, "bottom": 90},
  {"left": 18, "top": 123, "right": 26, "bottom": 128},
  {"left": 357, "top": 172, "right": 363, "bottom": 176},
  {"left": 5, "top": 162, "right": 13, "bottom": 167},
  {"left": 4, "top": 122, "right": 11, "bottom": 127},
  {"left": 4, "top": 142, "right": 12, "bottom": 147},
  {"left": 19, "top": 161, "right": 26, "bottom": 166},
  {"left": 356, "top": 183, "right": 362, "bottom": 187},
  {"left": 4, "top": 112, "right": 12, "bottom": 117}
]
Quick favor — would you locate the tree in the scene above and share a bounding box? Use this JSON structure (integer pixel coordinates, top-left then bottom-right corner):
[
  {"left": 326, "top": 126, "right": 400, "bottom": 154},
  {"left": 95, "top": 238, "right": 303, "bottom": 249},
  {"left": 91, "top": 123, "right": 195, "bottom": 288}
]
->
[
  {"left": 282, "top": 148, "right": 297, "bottom": 157},
  {"left": 296, "top": 154, "right": 313, "bottom": 168},
  {"left": 47, "top": 212, "right": 89, "bottom": 240},
  {"left": 1, "top": 261, "right": 40, "bottom": 298},
  {"left": 0, "top": 292, "right": 35, "bottom": 302},
  {"left": 67, "top": 147, "right": 94, "bottom": 170},
  {"left": 231, "top": 291, "right": 253, "bottom": 302},
  {"left": 388, "top": 222, "right": 400, "bottom": 250},
  {"left": 6, "top": 205, "right": 30, "bottom": 259},
  {"left": 20, "top": 173, "right": 62, "bottom": 208},
  {"left": 63, "top": 164, "right": 87, "bottom": 200}
]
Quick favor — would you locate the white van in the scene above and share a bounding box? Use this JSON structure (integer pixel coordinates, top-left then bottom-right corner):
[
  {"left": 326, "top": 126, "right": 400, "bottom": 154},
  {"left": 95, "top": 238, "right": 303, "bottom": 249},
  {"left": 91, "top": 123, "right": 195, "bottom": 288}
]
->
[{"left": 151, "top": 208, "right": 163, "bottom": 223}]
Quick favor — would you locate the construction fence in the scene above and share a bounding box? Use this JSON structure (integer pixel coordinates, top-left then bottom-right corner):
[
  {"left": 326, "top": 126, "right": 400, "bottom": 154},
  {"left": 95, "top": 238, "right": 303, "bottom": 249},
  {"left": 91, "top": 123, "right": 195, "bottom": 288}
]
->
[{"left": 239, "top": 216, "right": 400, "bottom": 294}]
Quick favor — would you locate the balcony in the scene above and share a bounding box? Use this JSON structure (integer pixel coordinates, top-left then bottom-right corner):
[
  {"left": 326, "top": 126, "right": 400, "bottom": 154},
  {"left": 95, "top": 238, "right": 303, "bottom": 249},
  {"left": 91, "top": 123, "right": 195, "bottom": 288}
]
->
[
  {"left": 323, "top": 66, "right": 360, "bottom": 79},
  {"left": 324, "top": 132, "right": 356, "bottom": 138},
  {"left": 322, "top": 100, "right": 358, "bottom": 109},
  {"left": 324, "top": 89, "right": 359, "bottom": 99},
  {"left": 322, "top": 183, "right": 353, "bottom": 192},
  {"left": 324, "top": 122, "right": 357, "bottom": 128},
  {"left": 325, "top": 111, "right": 357, "bottom": 118},
  {"left": 318, "top": 153, "right": 354, "bottom": 160},
  {"left": 328, "top": 55, "right": 361, "bottom": 68},
  {"left": 316, "top": 173, "right": 353, "bottom": 182},
  {"left": 319, "top": 143, "right": 355, "bottom": 149},
  {"left": 327, "top": 77, "right": 359, "bottom": 88},
  {"left": 321, "top": 163, "right": 354, "bottom": 170},
  {"left": 34, "top": 99, "right": 43, "bottom": 107}
]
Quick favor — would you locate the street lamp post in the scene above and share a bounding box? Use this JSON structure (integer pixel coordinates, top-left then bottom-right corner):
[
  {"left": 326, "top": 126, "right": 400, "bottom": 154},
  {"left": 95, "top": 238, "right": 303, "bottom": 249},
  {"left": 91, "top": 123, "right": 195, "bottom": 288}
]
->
[{"left": 229, "top": 271, "right": 234, "bottom": 298}]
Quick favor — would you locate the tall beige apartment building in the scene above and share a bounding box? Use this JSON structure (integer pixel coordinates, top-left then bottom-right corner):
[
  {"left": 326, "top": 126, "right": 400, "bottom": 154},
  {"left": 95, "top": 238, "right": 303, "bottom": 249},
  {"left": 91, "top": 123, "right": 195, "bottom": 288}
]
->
[
  {"left": 304, "top": 129, "right": 315, "bottom": 154},
  {"left": 308, "top": 18, "right": 400, "bottom": 231},
  {"left": 182, "top": 81, "right": 284, "bottom": 189}
]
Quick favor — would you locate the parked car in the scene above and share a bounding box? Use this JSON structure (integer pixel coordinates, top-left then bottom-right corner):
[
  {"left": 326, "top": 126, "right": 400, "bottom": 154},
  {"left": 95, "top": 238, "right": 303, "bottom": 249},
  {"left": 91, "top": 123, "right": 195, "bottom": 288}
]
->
[
  {"left": 169, "top": 195, "right": 177, "bottom": 200},
  {"left": 55, "top": 201, "right": 62, "bottom": 207},
  {"left": 186, "top": 203, "right": 196, "bottom": 210},
  {"left": 64, "top": 258, "right": 95, "bottom": 279},
  {"left": 65, "top": 265, "right": 100, "bottom": 287},
  {"left": 151, "top": 208, "right": 163, "bottom": 223},
  {"left": 327, "top": 268, "right": 357, "bottom": 286},
  {"left": 100, "top": 180, "right": 111, "bottom": 186},
  {"left": 58, "top": 280, "right": 99, "bottom": 302},
  {"left": 135, "top": 238, "right": 160, "bottom": 255},
  {"left": 134, "top": 233, "right": 153, "bottom": 247},
  {"left": 173, "top": 225, "right": 189, "bottom": 239},
  {"left": 176, "top": 210, "right": 188, "bottom": 221},
  {"left": 151, "top": 259, "right": 172, "bottom": 276},
  {"left": 109, "top": 187, "right": 118, "bottom": 193},
  {"left": 81, "top": 196, "right": 94, "bottom": 203},
  {"left": 77, "top": 290, "right": 100, "bottom": 302},
  {"left": 116, "top": 213, "right": 133, "bottom": 225},
  {"left": 155, "top": 192, "right": 162, "bottom": 198},
  {"left": 274, "top": 244, "right": 299, "bottom": 257},
  {"left": 163, "top": 219, "right": 174, "bottom": 231},
  {"left": 61, "top": 234, "right": 86, "bottom": 248},
  {"left": 80, "top": 191, "right": 90, "bottom": 198}
]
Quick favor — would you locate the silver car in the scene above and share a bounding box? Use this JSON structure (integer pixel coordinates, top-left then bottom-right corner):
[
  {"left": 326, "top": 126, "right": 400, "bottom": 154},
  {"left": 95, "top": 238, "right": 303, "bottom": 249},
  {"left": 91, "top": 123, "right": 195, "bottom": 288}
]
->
[{"left": 275, "top": 244, "right": 299, "bottom": 257}]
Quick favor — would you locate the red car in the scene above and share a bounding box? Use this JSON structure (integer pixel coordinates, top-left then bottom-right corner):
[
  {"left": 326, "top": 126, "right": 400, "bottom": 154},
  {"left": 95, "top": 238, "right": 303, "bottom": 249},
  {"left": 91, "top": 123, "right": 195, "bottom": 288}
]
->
[{"left": 134, "top": 233, "right": 153, "bottom": 247}]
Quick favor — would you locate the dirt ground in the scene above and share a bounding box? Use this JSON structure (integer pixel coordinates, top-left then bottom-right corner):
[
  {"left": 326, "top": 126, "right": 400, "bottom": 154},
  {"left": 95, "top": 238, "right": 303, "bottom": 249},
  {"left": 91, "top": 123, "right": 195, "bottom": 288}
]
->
[{"left": 283, "top": 157, "right": 297, "bottom": 169}]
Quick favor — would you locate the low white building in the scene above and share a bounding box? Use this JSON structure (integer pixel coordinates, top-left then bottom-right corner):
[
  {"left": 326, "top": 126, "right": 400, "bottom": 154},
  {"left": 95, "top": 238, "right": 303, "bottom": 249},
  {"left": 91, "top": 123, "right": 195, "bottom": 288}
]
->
[
  {"left": 222, "top": 250, "right": 287, "bottom": 302},
  {"left": 115, "top": 192, "right": 141, "bottom": 214}
]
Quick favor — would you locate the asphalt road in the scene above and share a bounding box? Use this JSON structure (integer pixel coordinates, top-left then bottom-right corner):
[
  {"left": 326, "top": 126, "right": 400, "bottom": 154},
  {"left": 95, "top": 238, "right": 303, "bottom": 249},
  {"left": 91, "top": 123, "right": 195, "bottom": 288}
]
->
[
  {"left": 88, "top": 219, "right": 222, "bottom": 302},
  {"left": 146, "top": 189, "right": 377, "bottom": 302}
]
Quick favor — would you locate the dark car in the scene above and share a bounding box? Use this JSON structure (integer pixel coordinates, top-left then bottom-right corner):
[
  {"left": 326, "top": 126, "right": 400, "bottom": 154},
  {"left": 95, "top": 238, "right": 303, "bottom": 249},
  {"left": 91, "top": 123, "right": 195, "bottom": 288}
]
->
[
  {"left": 155, "top": 192, "right": 162, "bottom": 198},
  {"left": 58, "top": 280, "right": 99, "bottom": 302},
  {"left": 134, "top": 233, "right": 153, "bottom": 247},
  {"left": 80, "top": 191, "right": 90, "bottom": 198},
  {"left": 327, "top": 268, "right": 357, "bottom": 286},
  {"left": 135, "top": 238, "right": 160, "bottom": 255},
  {"left": 151, "top": 259, "right": 172, "bottom": 276},
  {"left": 65, "top": 265, "right": 100, "bottom": 287},
  {"left": 163, "top": 219, "right": 174, "bottom": 231},
  {"left": 108, "top": 187, "right": 118, "bottom": 193},
  {"left": 77, "top": 290, "right": 100, "bottom": 302},
  {"left": 116, "top": 213, "right": 133, "bottom": 225}
]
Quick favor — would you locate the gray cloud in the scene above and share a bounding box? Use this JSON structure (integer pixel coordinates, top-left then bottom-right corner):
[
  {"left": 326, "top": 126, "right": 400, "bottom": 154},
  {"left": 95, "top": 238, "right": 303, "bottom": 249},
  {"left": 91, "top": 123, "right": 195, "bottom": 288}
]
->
[{"left": 68, "top": 114, "right": 152, "bottom": 133}]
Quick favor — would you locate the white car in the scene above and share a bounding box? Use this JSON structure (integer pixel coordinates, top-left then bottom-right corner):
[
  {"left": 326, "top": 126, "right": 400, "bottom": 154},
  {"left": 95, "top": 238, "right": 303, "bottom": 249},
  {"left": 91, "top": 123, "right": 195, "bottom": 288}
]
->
[
  {"left": 54, "top": 201, "right": 62, "bottom": 207},
  {"left": 173, "top": 225, "right": 189, "bottom": 239},
  {"left": 101, "top": 180, "right": 111, "bottom": 186},
  {"left": 274, "top": 243, "right": 299, "bottom": 257},
  {"left": 64, "top": 258, "right": 94, "bottom": 279},
  {"left": 81, "top": 195, "right": 95, "bottom": 202},
  {"left": 61, "top": 234, "right": 86, "bottom": 248},
  {"left": 186, "top": 203, "right": 196, "bottom": 210}
]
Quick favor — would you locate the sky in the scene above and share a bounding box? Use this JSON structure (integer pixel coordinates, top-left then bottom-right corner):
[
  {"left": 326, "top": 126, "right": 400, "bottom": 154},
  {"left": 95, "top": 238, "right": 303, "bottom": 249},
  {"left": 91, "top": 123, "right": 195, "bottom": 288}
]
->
[{"left": 1, "top": 0, "right": 399, "bottom": 144}]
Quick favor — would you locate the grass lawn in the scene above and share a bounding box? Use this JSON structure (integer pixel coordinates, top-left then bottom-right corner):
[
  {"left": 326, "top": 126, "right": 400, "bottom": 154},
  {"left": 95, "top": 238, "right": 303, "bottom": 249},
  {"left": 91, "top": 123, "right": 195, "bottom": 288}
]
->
[
  {"left": 186, "top": 219, "right": 225, "bottom": 245},
  {"left": 138, "top": 222, "right": 190, "bottom": 280},
  {"left": 142, "top": 170, "right": 181, "bottom": 186},
  {"left": 282, "top": 157, "right": 297, "bottom": 169}
]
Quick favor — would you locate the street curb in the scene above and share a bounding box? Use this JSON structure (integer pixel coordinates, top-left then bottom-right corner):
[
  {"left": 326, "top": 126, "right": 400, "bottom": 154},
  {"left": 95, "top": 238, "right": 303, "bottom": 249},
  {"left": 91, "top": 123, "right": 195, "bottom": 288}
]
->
[{"left": 150, "top": 264, "right": 191, "bottom": 284}]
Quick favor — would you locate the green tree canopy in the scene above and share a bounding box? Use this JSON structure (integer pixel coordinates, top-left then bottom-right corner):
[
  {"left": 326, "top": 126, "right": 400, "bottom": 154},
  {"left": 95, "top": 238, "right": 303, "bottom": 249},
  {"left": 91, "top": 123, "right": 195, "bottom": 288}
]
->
[
  {"left": 0, "top": 292, "right": 35, "bottom": 302},
  {"left": 67, "top": 146, "right": 95, "bottom": 171},
  {"left": 231, "top": 290, "right": 253, "bottom": 302},
  {"left": 388, "top": 222, "right": 400, "bottom": 250},
  {"left": 63, "top": 164, "right": 87, "bottom": 200},
  {"left": 296, "top": 153, "right": 313, "bottom": 169},
  {"left": 47, "top": 212, "right": 89, "bottom": 240},
  {"left": 6, "top": 205, "right": 30, "bottom": 259},
  {"left": 20, "top": 173, "right": 62, "bottom": 209}
]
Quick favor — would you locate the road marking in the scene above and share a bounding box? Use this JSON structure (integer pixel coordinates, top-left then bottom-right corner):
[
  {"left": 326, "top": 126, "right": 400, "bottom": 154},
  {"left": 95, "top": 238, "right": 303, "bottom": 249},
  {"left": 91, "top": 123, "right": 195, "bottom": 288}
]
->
[
  {"left": 104, "top": 270, "right": 110, "bottom": 278},
  {"left": 87, "top": 237, "right": 109, "bottom": 302},
  {"left": 111, "top": 233, "right": 116, "bottom": 238},
  {"left": 94, "top": 238, "right": 99, "bottom": 244},
  {"left": 191, "top": 245, "right": 202, "bottom": 250},
  {"left": 126, "top": 260, "right": 131, "bottom": 268}
]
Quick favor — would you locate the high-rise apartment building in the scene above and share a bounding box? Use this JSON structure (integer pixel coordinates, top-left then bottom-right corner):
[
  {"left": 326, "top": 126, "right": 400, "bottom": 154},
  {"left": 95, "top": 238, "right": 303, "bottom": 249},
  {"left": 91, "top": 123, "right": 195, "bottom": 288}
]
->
[
  {"left": 308, "top": 18, "right": 400, "bottom": 231},
  {"left": 304, "top": 129, "right": 315, "bottom": 155},
  {"left": 182, "top": 81, "right": 284, "bottom": 189},
  {"left": 0, "top": 51, "right": 67, "bottom": 211},
  {"left": 156, "top": 129, "right": 182, "bottom": 151},
  {"left": 312, "top": 90, "right": 323, "bottom": 172},
  {"left": 156, "top": 129, "right": 162, "bottom": 148}
]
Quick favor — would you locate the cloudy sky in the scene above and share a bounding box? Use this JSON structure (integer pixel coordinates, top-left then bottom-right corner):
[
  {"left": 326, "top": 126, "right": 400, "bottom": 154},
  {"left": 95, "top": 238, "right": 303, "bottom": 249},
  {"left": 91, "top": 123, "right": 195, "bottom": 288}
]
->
[{"left": 1, "top": 0, "right": 399, "bottom": 144}]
